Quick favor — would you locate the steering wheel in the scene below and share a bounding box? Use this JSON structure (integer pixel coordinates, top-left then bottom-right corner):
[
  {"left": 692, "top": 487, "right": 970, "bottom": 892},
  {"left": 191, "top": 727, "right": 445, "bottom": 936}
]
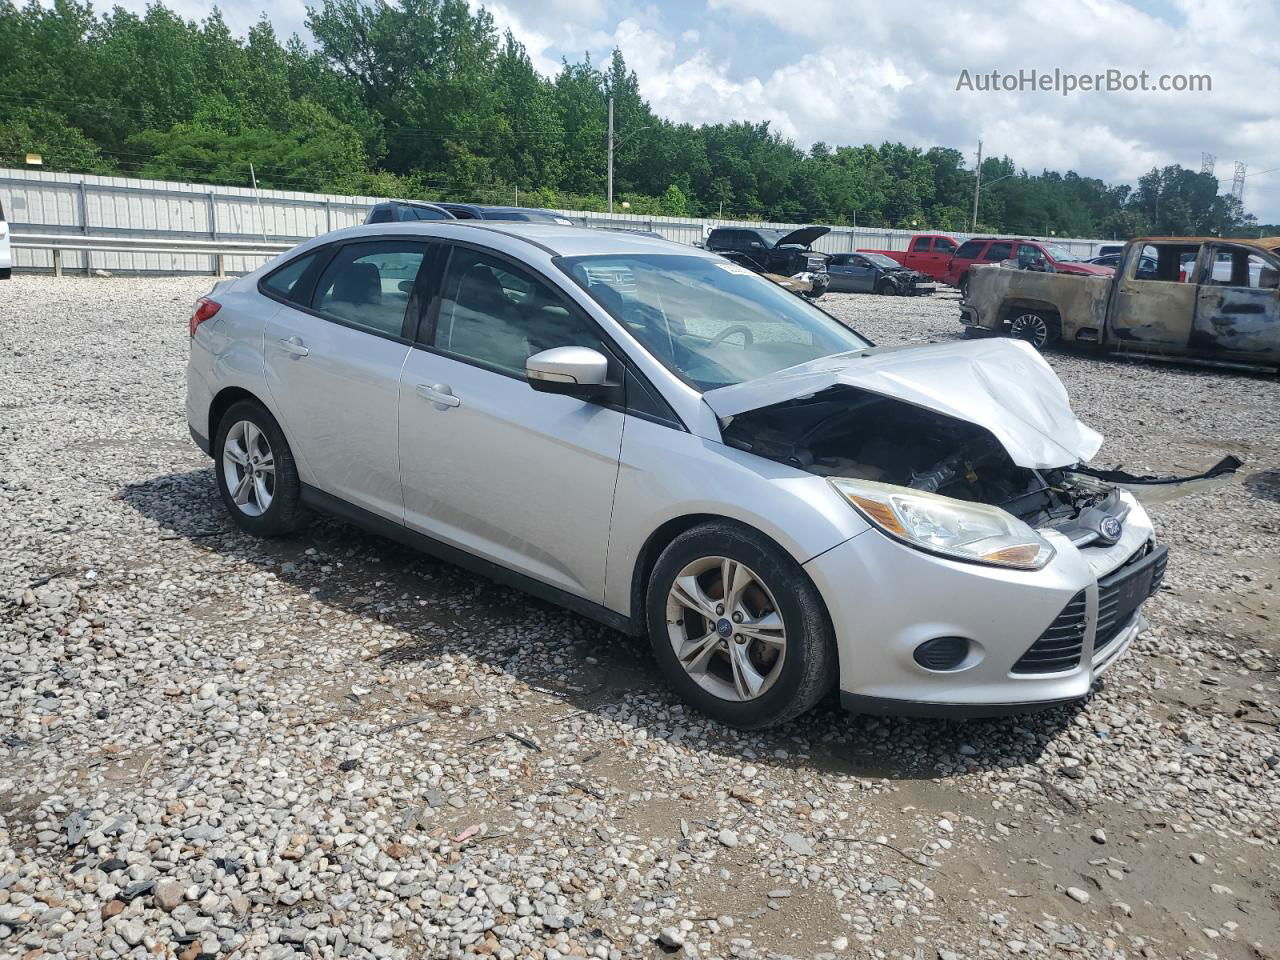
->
[{"left": 710, "top": 324, "right": 754, "bottom": 347}]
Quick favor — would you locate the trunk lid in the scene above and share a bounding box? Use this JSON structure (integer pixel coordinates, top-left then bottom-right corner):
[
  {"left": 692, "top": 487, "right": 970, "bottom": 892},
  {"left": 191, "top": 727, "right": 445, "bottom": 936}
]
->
[{"left": 703, "top": 339, "right": 1103, "bottom": 470}]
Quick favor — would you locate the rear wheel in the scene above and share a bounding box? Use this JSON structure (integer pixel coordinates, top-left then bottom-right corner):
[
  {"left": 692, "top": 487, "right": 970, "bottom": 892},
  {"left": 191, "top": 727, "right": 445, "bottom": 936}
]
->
[
  {"left": 1007, "top": 310, "right": 1061, "bottom": 350},
  {"left": 214, "top": 399, "right": 309, "bottom": 537},
  {"left": 645, "top": 522, "right": 837, "bottom": 728}
]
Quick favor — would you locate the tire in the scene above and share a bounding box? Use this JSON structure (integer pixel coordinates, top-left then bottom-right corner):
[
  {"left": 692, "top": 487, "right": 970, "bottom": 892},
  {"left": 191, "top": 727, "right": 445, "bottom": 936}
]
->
[
  {"left": 875, "top": 279, "right": 897, "bottom": 296},
  {"left": 1007, "top": 310, "right": 1061, "bottom": 350},
  {"left": 645, "top": 521, "right": 837, "bottom": 728},
  {"left": 958, "top": 273, "right": 970, "bottom": 299},
  {"left": 213, "top": 399, "right": 309, "bottom": 537},
  {"left": 0, "top": 268, "right": 11, "bottom": 281}
]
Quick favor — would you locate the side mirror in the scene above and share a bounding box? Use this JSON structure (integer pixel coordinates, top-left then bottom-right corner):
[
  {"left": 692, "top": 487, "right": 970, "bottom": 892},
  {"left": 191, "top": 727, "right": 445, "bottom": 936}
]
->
[{"left": 526, "top": 346, "right": 611, "bottom": 397}]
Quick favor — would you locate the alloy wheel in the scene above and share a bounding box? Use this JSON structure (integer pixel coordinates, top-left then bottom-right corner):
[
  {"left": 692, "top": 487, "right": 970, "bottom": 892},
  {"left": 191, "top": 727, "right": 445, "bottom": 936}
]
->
[
  {"left": 1009, "top": 312, "right": 1049, "bottom": 348},
  {"left": 665, "top": 556, "right": 787, "bottom": 702},
  {"left": 222, "top": 420, "right": 276, "bottom": 517}
]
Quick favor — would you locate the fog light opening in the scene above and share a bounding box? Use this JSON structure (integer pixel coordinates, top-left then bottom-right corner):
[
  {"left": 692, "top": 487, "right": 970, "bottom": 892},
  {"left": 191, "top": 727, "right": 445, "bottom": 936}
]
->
[{"left": 913, "top": 636, "right": 970, "bottom": 671}]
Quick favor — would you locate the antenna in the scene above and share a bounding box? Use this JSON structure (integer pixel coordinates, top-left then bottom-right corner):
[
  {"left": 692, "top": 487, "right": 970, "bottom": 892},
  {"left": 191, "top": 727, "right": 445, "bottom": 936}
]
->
[
  {"left": 1231, "top": 161, "right": 1246, "bottom": 202},
  {"left": 1200, "top": 153, "right": 1215, "bottom": 176}
]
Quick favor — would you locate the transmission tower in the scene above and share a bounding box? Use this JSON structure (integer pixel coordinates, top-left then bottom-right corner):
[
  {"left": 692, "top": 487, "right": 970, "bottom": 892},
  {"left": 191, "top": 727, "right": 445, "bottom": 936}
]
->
[
  {"left": 1231, "top": 162, "right": 1246, "bottom": 202},
  {"left": 1200, "top": 152, "right": 1215, "bottom": 175}
]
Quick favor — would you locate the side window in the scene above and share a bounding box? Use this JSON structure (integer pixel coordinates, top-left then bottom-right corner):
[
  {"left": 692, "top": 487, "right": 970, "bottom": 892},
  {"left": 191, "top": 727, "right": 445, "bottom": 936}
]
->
[
  {"left": 1207, "top": 247, "right": 1279, "bottom": 289},
  {"left": 431, "top": 247, "right": 605, "bottom": 377},
  {"left": 828, "top": 254, "right": 848, "bottom": 266},
  {"left": 366, "top": 205, "right": 394, "bottom": 224},
  {"left": 410, "top": 206, "right": 449, "bottom": 221},
  {"left": 311, "top": 240, "right": 427, "bottom": 338},
  {"left": 1015, "top": 244, "right": 1041, "bottom": 267},
  {"left": 934, "top": 237, "right": 957, "bottom": 255},
  {"left": 954, "top": 239, "right": 985, "bottom": 259},
  {"left": 262, "top": 252, "right": 319, "bottom": 304},
  {"left": 1131, "top": 243, "right": 1200, "bottom": 282},
  {"left": 983, "top": 242, "right": 1012, "bottom": 262},
  {"left": 911, "top": 236, "right": 931, "bottom": 253},
  {"left": 850, "top": 255, "right": 870, "bottom": 267}
]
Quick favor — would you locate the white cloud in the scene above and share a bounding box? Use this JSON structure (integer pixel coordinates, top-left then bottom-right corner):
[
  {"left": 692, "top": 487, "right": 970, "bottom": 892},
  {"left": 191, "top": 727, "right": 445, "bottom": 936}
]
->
[{"left": 94, "top": 0, "right": 1280, "bottom": 219}]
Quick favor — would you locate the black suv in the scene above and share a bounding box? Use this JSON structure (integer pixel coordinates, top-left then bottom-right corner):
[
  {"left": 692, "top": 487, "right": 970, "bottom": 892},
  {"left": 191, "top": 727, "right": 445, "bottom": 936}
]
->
[
  {"left": 365, "top": 200, "right": 456, "bottom": 223},
  {"left": 706, "top": 226, "right": 830, "bottom": 287},
  {"left": 435, "top": 203, "right": 574, "bottom": 225}
]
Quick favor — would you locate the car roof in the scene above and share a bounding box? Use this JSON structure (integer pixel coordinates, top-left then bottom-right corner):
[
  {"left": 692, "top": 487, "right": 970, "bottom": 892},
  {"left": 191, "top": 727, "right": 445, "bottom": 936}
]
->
[
  {"left": 1130, "top": 235, "right": 1280, "bottom": 254},
  {"left": 311, "top": 220, "right": 704, "bottom": 259}
]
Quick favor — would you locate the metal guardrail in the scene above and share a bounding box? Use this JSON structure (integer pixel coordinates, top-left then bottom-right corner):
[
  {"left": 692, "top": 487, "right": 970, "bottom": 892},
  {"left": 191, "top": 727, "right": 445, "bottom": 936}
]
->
[{"left": 11, "top": 234, "right": 294, "bottom": 277}]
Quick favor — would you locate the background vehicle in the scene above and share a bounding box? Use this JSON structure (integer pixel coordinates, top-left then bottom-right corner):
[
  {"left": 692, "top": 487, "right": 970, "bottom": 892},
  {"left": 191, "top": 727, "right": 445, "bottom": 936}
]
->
[
  {"left": 706, "top": 226, "right": 830, "bottom": 298},
  {"left": 960, "top": 235, "right": 1280, "bottom": 366},
  {"left": 0, "top": 198, "right": 11, "bottom": 279},
  {"left": 1087, "top": 252, "right": 1155, "bottom": 272},
  {"left": 945, "top": 237, "right": 1113, "bottom": 295},
  {"left": 188, "top": 222, "right": 1161, "bottom": 728},
  {"left": 827, "top": 252, "right": 936, "bottom": 295},
  {"left": 857, "top": 233, "right": 960, "bottom": 282},
  {"left": 435, "top": 203, "right": 574, "bottom": 225},
  {"left": 365, "top": 200, "right": 456, "bottom": 223},
  {"left": 1094, "top": 243, "right": 1124, "bottom": 258}
]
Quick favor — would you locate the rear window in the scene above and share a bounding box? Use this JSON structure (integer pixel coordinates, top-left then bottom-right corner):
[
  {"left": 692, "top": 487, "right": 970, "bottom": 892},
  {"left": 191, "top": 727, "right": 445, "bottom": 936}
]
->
[{"left": 954, "top": 240, "right": 985, "bottom": 259}]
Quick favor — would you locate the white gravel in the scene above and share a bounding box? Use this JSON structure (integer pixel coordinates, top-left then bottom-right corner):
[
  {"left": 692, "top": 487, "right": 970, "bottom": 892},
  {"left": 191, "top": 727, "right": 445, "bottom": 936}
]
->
[{"left": 1, "top": 276, "right": 1278, "bottom": 960}]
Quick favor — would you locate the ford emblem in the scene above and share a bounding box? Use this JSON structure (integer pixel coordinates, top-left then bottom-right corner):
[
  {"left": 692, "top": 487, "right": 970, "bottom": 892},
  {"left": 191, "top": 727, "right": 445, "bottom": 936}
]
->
[{"left": 1099, "top": 516, "right": 1123, "bottom": 543}]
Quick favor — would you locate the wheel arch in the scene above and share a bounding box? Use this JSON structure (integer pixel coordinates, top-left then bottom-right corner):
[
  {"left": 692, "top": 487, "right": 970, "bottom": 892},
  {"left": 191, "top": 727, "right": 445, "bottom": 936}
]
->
[
  {"left": 999, "top": 298, "right": 1062, "bottom": 328},
  {"left": 627, "top": 513, "right": 839, "bottom": 656}
]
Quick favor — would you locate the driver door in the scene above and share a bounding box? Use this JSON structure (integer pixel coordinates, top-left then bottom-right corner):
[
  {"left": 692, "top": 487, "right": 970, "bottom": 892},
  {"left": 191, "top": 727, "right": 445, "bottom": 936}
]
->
[{"left": 397, "top": 244, "right": 625, "bottom": 602}]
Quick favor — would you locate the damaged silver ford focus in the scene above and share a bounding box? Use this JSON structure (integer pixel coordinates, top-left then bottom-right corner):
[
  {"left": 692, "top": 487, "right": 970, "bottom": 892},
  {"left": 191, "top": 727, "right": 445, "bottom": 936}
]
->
[{"left": 187, "top": 223, "right": 1170, "bottom": 729}]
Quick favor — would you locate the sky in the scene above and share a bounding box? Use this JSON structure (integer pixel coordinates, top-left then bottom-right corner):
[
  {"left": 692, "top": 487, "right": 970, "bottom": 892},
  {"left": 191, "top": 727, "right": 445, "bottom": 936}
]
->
[{"left": 124, "top": 0, "right": 1280, "bottom": 222}]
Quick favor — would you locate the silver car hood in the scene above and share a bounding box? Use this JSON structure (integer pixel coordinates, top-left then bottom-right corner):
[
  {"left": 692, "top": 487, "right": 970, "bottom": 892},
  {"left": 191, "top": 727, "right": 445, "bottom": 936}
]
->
[{"left": 702, "top": 339, "right": 1103, "bottom": 470}]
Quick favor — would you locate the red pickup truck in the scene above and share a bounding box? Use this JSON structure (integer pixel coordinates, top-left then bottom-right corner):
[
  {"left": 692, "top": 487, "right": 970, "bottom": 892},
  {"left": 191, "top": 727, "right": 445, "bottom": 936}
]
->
[{"left": 858, "top": 233, "right": 961, "bottom": 282}]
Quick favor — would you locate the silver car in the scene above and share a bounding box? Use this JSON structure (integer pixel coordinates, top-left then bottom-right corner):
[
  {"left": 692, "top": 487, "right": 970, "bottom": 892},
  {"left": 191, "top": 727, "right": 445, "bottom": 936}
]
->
[{"left": 186, "top": 222, "right": 1166, "bottom": 728}]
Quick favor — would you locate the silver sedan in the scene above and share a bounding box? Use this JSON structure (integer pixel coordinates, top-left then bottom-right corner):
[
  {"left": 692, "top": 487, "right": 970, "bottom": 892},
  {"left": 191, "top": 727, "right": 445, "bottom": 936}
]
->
[{"left": 186, "top": 221, "right": 1165, "bottom": 727}]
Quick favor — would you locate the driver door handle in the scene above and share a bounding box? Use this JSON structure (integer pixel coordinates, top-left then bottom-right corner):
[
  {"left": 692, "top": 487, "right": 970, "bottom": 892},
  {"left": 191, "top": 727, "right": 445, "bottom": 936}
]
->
[
  {"left": 278, "top": 336, "right": 310, "bottom": 357},
  {"left": 416, "top": 383, "right": 461, "bottom": 407}
]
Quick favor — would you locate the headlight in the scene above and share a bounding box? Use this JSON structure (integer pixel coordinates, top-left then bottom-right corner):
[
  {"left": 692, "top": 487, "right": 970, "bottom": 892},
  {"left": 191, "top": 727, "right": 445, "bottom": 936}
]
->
[{"left": 829, "top": 478, "right": 1055, "bottom": 570}]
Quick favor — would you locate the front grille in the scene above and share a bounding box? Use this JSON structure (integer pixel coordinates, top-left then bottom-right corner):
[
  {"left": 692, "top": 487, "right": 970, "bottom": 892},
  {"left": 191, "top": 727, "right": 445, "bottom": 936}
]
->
[
  {"left": 1095, "top": 545, "right": 1169, "bottom": 652},
  {"left": 1012, "top": 591, "right": 1087, "bottom": 674}
]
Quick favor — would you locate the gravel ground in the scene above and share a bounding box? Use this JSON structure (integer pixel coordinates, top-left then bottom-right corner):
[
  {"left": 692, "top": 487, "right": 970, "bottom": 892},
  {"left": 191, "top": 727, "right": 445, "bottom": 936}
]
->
[{"left": 1, "top": 275, "right": 1277, "bottom": 960}]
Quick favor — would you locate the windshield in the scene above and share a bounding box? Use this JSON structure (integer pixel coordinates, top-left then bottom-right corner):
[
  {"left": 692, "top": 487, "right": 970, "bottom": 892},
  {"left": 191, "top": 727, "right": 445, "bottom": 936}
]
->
[
  {"left": 1042, "top": 243, "right": 1082, "bottom": 262},
  {"left": 862, "top": 253, "right": 901, "bottom": 269},
  {"left": 559, "top": 254, "right": 870, "bottom": 391}
]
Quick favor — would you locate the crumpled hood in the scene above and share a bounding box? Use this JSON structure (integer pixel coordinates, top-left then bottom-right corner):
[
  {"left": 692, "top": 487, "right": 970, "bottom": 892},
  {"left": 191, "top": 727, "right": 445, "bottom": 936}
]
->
[{"left": 703, "top": 338, "right": 1103, "bottom": 470}]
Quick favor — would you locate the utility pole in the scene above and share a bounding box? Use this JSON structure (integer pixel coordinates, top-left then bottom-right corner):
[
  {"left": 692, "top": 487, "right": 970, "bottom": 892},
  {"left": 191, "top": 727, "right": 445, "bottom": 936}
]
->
[
  {"left": 607, "top": 96, "right": 614, "bottom": 214},
  {"left": 970, "top": 139, "right": 983, "bottom": 232},
  {"left": 249, "top": 162, "right": 267, "bottom": 243}
]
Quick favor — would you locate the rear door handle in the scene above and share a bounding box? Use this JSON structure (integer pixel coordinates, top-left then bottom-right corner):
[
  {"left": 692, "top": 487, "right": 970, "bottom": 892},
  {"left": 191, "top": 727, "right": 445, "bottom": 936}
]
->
[
  {"left": 278, "top": 337, "right": 310, "bottom": 357},
  {"left": 416, "top": 383, "right": 460, "bottom": 407}
]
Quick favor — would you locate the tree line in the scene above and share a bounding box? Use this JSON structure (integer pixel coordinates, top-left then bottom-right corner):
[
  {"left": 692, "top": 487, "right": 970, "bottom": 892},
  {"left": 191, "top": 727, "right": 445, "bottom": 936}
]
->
[{"left": 0, "top": 0, "right": 1269, "bottom": 238}]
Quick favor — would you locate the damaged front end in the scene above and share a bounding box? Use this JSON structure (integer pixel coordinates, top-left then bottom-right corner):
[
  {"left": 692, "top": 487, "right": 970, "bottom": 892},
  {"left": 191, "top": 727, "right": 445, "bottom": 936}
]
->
[{"left": 720, "top": 384, "right": 1136, "bottom": 555}]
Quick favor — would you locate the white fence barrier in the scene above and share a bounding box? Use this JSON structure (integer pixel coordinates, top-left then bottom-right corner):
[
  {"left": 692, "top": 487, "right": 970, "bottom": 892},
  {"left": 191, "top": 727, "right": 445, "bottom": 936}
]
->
[{"left": 0, "top": 167, "right": 1109, "bottom": 276}]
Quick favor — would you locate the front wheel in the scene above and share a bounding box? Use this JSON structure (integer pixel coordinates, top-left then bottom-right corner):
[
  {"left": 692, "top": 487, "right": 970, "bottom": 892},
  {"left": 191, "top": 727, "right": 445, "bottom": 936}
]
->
[
  {"left": 645, "top": 522, "right": 837, "bottom": 728},
  {"left": 875, "top": 279, "right": 897, "bottom": 296},
  {"left": 1007, "top": 310, "right": 1061, "bottom": 350},
  {"left": 214, "top": 399, "right": 309, "bottom": 537}
]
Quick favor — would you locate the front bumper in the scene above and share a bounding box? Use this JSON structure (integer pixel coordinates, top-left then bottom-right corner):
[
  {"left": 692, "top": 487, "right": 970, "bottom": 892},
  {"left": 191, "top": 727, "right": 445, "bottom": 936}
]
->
[{"left": 805, "top": 492, "right": 1161, "bottom": 717}]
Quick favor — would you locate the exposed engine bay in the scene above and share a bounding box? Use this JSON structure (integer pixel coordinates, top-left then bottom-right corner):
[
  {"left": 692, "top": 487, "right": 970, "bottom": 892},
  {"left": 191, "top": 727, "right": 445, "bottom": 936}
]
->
[{"left": 721, "top": 385, "right": 1126, "bottom": 543}]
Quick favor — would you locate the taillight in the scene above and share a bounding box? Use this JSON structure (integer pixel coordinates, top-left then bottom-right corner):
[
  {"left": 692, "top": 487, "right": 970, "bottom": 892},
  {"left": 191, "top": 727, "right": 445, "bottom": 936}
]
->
[{"left": 189, "top": 298, "right": 221, "bottom": 337}]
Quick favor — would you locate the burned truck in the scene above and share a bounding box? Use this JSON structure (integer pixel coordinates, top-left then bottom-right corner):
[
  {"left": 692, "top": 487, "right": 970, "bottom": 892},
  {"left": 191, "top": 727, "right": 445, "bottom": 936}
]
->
[{"left": 959, "top": 236, "right": 1280, "bottom": 370}]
